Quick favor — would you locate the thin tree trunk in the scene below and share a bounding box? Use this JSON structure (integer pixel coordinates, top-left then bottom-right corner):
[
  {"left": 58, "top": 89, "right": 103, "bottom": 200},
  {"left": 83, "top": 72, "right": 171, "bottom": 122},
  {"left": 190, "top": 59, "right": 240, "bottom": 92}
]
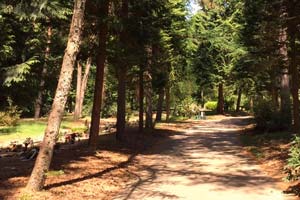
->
[
  {"left": 289, "top": 19, "right": 300, "bottom": 132},
  {"left": 271, "top": 86, "right": 279, "bottom": 109},
  {"left": 34, "top": 25, "right": 52, "bottom": 119},
  {"left": 145, "top": 46, "right": 153, "bottom": 129},
  {"left": 26, "top": 0, "right": 86, "bottom": 191},
  {"left": 89, "top": 0, "right": 109, "bottom": 148},
  {"left": 74, "top": 61, "right": 82, "bottom": 120},
  {"left": 139, "top": 66, "right": 144, "bottom": 133},
  {"left": 236, "top": 88, "right": 242, "bottom": 112},
  {"left": 166, "top": 83, "right": 170, "bottom": 122},
  {"left": 217, "top": 83, "right": 224, "bottom": 114},
  {"left": 116, "top": 0, "right": 128, "bottom": 141},
  {"left": 155, "top": 87, "right": 164, "bottom": 122},
  {"left": 116, "top": 67, "right": 127, "bottom": 140},
  {"left": 79, "top": 57, "right": 92, "bottom": 116}
]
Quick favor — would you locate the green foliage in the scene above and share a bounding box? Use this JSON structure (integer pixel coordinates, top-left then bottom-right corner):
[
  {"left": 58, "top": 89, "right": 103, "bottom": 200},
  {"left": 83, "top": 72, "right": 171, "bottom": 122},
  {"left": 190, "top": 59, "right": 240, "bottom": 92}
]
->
[
  {"left": 175, "top": 97, "right": 199, "bottom": 118},
  {"left": 204, "top": 101, "right": 218, "bottom": 111},
  {"left": 253, "top": 99, "right": 282, "bottom": 131},
  {"left": 285, "top": 136, "right": 300, "bottom": 181}
]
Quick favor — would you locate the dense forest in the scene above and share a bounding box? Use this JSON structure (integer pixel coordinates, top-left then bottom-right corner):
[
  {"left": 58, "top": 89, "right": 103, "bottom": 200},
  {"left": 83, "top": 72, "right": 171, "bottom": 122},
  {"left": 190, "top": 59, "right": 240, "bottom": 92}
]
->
[{"left": 1, "top": 0, "right": 300, "bottom": 197}]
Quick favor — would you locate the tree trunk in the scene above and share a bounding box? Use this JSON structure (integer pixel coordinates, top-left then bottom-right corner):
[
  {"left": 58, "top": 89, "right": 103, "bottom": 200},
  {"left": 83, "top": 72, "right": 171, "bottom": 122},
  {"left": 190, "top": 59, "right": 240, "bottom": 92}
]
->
[
  {"left": 116, "top": 0, "right": 128, "bottom": 141},
  {"left": 26, "top": 0, "right": 86, "bottom": 191},
  {"left": 116, "top": 67, "right": 127, "bottom": 140},
  {"left": 89, "top": 0, "right": 109, "bottom": 148},
  {"left": 138, "top": 66, "right": 144, "bottom": 133},
  {"left": 155, "top": 87, "right": 164, "bottom": 122},
  {"left": 145, "top": 46, "right": 153, "bottom": 129},
  {"left": 236, "top": 88, "right": 242, "bottom": 112},
  {"left": 74, "top": 61, "right": 82, "bottom": 120},
  {"left": 288, "top": 13, "right": 300, "bottom": 132},
  {"left": 217, "top": 83, "right": 224, "bottom": 114},
  {"left": 79, "top": 57, "right": 92, "bottom": 115},
  {"left": 166, "top": 83, "right": 170, "bottom": 122},
  {"left": 34, "top": 25, "right": 52, "bottom": 119},
  {"left": 279, "top": 26, "right": 292, "bottom": 128},
  {"left": 271, "top": 86, "right": 279, "bottom": 110}
]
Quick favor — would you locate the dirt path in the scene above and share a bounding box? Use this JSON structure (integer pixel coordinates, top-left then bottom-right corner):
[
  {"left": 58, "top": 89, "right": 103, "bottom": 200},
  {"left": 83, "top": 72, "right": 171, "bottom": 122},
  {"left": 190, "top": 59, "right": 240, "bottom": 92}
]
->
[{"left": 113, "top": 117, "right": 295, "bottom": 200}]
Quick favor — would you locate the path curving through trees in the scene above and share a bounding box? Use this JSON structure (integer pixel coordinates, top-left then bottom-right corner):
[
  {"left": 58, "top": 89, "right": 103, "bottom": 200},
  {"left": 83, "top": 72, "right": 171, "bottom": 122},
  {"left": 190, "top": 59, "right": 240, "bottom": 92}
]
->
[{"left": 113, "top": 117, "right": 295, "bottom": 200}]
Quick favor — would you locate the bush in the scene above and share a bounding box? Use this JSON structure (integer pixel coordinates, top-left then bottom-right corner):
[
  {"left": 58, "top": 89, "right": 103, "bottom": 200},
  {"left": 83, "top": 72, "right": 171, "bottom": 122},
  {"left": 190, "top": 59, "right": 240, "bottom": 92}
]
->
[
  {"left": 253, "top": 99, "right": 282, "bottom": 131},
  {"left": 175, "top": 97, "right": 200, "bottom": 118},
  {"left": 285, "top": 136, "right": 300, "bottom": 181},
  {"left": 0, "top": 99, "right": 21, "bottom": 126},
  {"left": 204, "top": 101, "right": 218, "bottom": 111}
]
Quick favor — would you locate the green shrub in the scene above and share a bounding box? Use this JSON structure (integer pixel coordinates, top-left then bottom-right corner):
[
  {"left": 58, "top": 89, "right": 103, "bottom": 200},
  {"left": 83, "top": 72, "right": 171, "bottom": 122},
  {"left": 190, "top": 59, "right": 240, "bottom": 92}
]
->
[
  {"left": 175, "top": 97, "right": 200, "bottom": 118},
  {"left": 285, "top": 136, "right": 300, "bottom": 181},
  {"left": 204, "top": 101, "right": 218, "bottom": 111},
  {"left": 0, "top": 99, "right": 21, "bottom": 126},
  {"left": 253, "top": 99, "right": 282, "bottom": 131}
]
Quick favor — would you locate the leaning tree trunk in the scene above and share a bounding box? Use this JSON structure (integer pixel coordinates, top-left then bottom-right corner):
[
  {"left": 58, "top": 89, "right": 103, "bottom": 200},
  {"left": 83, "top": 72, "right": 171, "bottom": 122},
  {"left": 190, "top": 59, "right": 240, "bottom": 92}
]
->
[
  {"left": 26, "top": 0, "right": 86, "bottom": 191},
  {"left": 139, "top": 65, "right": 144, "bottom": 133},
  {"left": 217, "top": 83, "right": 224, "bottom": 114},
  {"left": 288, "top": 16, "right": 300, "bottom": 132},
  {"left": 34, "top": 25, "right": 52, "bottom": 119},
  {"left": 116, "top": 0, "right": 128, "bottom": 141},
  {"left": 236, "top": 88, "right": 242, "bottom": 112},
  {"left": 145, "top": 46, "right": 153, "bottom": 129},
  {"left": 155, "top": 87, "right": 164, "bottom": 122},
  {"left": 74, "top": 61, "right": 82, "bottom": 120},
  {"left": 89, "top": 0, "right": 109, "bottom": 148}
]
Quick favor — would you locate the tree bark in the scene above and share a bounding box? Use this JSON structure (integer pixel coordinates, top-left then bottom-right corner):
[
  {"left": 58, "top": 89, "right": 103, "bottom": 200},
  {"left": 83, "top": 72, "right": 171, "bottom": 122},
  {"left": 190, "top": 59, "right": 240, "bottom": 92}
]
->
[
  {"left": 116, "top": 0, "right": 128, "bottom": 141},
  {"left": 145, "top": 46, "right": 153, "bottom": 129},
  {"left": 217, "top": 83, "right": 224, "bottom": 114},
  {"left": 89, "top": 0, "right": 109, "bottom": 148},
  {"left": 155, "top": 87, "right": 164, "bottom": 122},
  {"left": 26, "top": 0, "right": 86, "bottom": 191},
  {"left": 166, "top": 83, "right": 170, "bottom": 122},
  {"left": 279, "top": 26, "right": 292, "bottom": 128},
  {"left": 288, "top": 5, "right": 300, "bottom": 132},
  {"left": 74, "top": 61, "right": 82, "bottom": 120},
  {"left": 34, "top": 25, "right": 52, "bottom": 119},
  {"left": 79, "top": 57, "right": 92, "bottom": 115},
  {"left": 139, "top": 66, "right": 144, "bottom": 133},
  {"left": 236, "top": 88, "right": 242, "bottom": 112}
]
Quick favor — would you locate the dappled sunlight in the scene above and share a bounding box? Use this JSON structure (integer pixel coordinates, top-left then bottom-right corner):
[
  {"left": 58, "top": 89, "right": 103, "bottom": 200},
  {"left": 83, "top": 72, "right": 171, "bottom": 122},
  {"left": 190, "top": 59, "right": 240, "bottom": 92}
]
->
[{"left": 113, "top": 117, "right": 294, "bottom": 200}]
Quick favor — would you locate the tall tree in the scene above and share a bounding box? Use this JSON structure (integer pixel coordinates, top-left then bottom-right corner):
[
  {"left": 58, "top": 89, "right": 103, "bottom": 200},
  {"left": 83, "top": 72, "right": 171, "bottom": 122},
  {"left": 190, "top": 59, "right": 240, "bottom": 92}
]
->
[
  {"left": 26, "top": 0, "right": 86, "bottom": 191},
  {"left": 89, "top": 0, "right": 109, "bottom": 147},
  {"left": 116, "top": 0, "right": 129, "bottom": 141}
]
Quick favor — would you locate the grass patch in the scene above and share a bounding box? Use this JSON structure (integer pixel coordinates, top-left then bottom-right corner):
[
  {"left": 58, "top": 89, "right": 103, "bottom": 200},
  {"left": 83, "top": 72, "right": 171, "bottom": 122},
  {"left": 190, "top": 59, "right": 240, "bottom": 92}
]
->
[
  {"left": 46, "top": 170, "right": 65, "bottom": 177},
  {"left": 0, "top": 117, "right": 88, "bottom": 145},
  {"left": 0, "top": 121, "right": 46, "bottom": 143}
]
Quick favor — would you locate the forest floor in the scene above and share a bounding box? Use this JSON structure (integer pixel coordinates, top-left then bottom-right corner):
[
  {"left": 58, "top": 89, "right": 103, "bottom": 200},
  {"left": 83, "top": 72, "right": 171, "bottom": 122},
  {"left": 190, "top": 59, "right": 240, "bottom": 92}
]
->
[{"left": 0, "top": 116, "right": 298, "bottom": 200}]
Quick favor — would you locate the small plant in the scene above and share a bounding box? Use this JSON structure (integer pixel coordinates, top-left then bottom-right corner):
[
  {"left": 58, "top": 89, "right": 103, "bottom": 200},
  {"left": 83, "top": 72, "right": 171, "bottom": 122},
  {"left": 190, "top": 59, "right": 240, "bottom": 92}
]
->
[
  {"left": 0, "top": 98, "right": 21, "bottom": 126},
  {"left": 285, "top": 135, "right": 300, "bottom": 181}
]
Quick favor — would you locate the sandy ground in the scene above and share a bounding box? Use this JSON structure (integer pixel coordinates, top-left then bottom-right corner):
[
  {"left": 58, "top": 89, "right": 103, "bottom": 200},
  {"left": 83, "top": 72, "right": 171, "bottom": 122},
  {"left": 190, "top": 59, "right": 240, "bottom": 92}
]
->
[{"left": 113, "top": 117, "right": 296, "bottom": 200}]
